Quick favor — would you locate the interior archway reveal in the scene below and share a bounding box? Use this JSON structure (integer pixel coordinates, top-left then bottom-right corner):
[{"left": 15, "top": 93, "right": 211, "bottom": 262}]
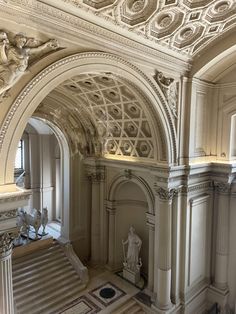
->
[{"left": 0, "top": 1, "right": 236, "bottom": 314}]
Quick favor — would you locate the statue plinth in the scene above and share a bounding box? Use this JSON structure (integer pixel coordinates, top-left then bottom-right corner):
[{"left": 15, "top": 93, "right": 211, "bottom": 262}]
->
[{"left": 123, "top": 266, "right": 140, "bottom": 285}]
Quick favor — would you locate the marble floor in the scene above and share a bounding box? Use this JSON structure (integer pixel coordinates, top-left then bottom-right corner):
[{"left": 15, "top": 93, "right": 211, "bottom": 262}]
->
[{"left": 58, "top": 267, "right": 141, "bottom": 314}]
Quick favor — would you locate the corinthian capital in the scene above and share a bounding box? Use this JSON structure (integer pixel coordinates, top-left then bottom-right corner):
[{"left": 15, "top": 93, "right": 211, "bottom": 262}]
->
[
  {"left": 0, "top": 233, "right": 14, "bottom": 256},
  {"left": 155, "top": 187, "right": 177, "bottom": 201},
  {"left": 214, "top": 182, "right": 231, "bottom": 194},
  {"left": 86, "top": 165, "right": 105, "bottom": 182}
]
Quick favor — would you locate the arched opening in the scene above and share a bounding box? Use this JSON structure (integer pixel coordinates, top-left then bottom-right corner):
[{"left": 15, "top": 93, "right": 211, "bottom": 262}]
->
[
  {"left": 0, "top": 52, "right": 176, "bottom": 188},
  {"left": 13, "top": 117, "right": 71, "bottom": 239}
]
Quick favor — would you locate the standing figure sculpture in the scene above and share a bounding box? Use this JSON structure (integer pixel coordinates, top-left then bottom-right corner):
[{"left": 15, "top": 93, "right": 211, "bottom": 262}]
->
[
  {"left": 0, "top": 31, "right": 58, "bottom": 97},
  {"left": 122, "top": 226, "right": 142, "bottom": 272}
]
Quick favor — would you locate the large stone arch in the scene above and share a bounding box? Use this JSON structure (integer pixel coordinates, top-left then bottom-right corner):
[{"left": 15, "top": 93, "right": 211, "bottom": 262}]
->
[{"left": 0, "top": 52, "right": 177, "bottom": 186}]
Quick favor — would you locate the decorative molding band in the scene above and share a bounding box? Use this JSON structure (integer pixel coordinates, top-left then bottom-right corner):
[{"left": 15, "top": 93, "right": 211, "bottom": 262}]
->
[
  {"left": 0, "top": 209, "right": 17, "bottom": 221},
  {"left": 155, "top": 187, "right": 177, "bottom": 201},
  {"left": 181, "top": 181, "right": 212, "bottom": 194},
  {"left": 0, "top": 191, "right": 31, "bottom": 204}
]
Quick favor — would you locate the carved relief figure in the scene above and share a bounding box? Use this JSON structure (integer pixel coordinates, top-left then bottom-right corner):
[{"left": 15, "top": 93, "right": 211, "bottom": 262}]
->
[
  {"left": 0, "top": 31, "right": 58, "bottom": 97},
  {"left": 122, "top": 226, "right": 142, "bottom": 272},
  {"left": 154, "top": 70, "right": 178, "bottom": 118}
]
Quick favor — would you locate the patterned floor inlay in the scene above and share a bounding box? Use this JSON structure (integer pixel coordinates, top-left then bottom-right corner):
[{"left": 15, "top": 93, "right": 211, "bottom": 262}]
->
[
  {"left": 57, "top": 295, "right": 101, "bottom": 314},
  {"left": 89, "top": 282, "right": 126, "bottom": 307}
]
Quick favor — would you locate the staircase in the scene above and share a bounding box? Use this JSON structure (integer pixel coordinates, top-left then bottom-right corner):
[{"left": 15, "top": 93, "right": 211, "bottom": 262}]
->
[
  {"left": 112, "top": 298, "right": 146, "bottom": 314},
  {"left": 12, "top": 241, "right": 88, "bottom": 314}
]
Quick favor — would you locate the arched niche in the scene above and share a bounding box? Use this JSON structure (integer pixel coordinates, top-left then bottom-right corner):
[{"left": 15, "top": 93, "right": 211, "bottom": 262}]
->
[
  {"left": 107, "top": 173, "right": 155, "bottom": 290},
  {"left": 0, "top": 52, "right": 176, "bottom": 187}
]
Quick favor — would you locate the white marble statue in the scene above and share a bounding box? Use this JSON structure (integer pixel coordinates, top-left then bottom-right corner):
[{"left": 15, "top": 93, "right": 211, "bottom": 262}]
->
[
  {"left": 16, "top": 208, "right": 42, "bottom": 240},
  {"left": 0, "top": 30, "right": 58, "bottom": 97},
  {"left": 41, "top": 207, "right": 48, "bottom": 235},
  {"left": 122, "top": 226, "right": 142, "bottom": 272}
]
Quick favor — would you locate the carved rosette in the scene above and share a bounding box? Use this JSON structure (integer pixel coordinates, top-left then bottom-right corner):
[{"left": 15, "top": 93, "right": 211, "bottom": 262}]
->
[
  {"left": 0, "top": 233, "right": 14, "bottom": 257},
  {"left": 214, "top": 182, "right": 231, "bottom": 194},
  {"left": 86, "top": 165, "right": 105, "bottom": 182},
  {"left": 155, "top": 187, "right": 177, "bottom": 201}
]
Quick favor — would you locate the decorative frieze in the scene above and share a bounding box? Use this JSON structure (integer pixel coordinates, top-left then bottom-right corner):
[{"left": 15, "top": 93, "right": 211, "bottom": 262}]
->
[{"left": 0, "top": 209, "right": 17, "bottom": 221}]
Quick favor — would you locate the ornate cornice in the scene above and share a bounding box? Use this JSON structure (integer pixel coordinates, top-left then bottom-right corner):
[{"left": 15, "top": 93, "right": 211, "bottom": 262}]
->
[
  {"left": 0, "top": 0, "right": 190, "bottom": 67},
  {"left": 0, "top": 232, "right": 14, "bottom": 256},
  {"left": 155, "top": 187, "right": 177, "bottom": 201}
]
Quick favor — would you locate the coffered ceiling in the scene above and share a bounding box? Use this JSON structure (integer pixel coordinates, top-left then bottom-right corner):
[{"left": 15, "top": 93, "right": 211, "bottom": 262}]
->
[{"left": 61, "top": 0, "right": 236, "bottom": 56}]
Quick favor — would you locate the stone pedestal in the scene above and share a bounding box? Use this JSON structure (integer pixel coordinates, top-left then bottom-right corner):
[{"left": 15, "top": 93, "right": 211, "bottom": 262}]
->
[
  {"left": 123, "top": 267, "right": 140, "bottom": 285},
  {"left": 0, "top": 233, "right": 14, "bottom": 314}
]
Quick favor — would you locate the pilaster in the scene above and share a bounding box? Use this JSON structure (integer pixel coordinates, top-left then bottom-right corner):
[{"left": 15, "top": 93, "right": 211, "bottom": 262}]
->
[{"left": 0, "top": 233, "right": 14, "bottom": 314}]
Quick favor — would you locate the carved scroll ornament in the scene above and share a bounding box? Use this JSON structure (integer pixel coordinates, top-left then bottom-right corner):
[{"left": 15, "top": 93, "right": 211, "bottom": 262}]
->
[
  {"left": 0, "top": 30, "right": 59, "bottom": 99},
  {"left": 154, "top": 70, "right": 178, "bottom": 119}
]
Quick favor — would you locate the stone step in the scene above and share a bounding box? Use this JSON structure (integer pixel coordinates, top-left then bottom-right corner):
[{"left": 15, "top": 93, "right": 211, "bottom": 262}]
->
[
  {"left": 13, "top": 259, "right": 73, "bottom": 290},
  {"left": 13, "top": 241, "right": 87, "bottom": 314},
  {"left": 13, "top": 243, "right": 62, "bottom": 268},
  {"left": 16, "top": 272, "right": 80, "bottom": 307},
  {"left": 14, "top": 267, "right": 76, "bottom": 300},
  {"left": 13, "top": 249, "right": 66, "bottom": 274},
  {"left": 17, "top": 280, "right": 84, "bottom": 314}
]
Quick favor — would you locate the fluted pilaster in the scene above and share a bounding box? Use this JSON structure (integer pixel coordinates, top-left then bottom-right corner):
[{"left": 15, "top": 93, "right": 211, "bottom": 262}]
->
[{"left": 0, "top": 233, "right": 14, "bottom": 314}]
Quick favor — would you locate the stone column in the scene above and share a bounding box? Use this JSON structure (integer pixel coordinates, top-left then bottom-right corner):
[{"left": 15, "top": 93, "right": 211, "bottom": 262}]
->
[
  {"left": 147, "top": 217, "right": 155, "bottom": 293},
  {"left": 106, "top": 201, "right": 116, "bottom": 269},
  {"left": 87, "top": 166, "right": 105, "bottom": 265},
  {"left": 0, "top": 233, "right": 14, "bottom": 314},
  {"left": 214, "top": 182, "right": 230, "bottom": 291},
  {"left": 155, "top": 187, "right": 176, "bottom": 310}
]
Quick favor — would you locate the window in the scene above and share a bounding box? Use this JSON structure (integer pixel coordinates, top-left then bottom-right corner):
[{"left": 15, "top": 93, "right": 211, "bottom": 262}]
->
[{"left": 15, "top": 140, "right": 24, "bottom": 170}]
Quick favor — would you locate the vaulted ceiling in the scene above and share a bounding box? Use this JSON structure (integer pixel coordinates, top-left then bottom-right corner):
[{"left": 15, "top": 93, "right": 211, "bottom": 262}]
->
[
  {"left": 61, "top": 0, "right": 236, "bottom": 56},
  {"left": 34, "top": 73, "right": 163, "bottom": 162}
]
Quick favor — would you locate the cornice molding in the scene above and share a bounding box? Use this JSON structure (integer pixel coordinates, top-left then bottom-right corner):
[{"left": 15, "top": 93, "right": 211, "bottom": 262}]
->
[{"left": 0, "top": 0, "right": 190, "bottom": 71}]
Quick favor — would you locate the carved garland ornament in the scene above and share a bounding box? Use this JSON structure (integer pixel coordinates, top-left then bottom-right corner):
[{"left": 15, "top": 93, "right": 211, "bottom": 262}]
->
[
  {"left": 0, "top": 232, "right": 14, "bottom": 255},
  {"left": 0, "top": 53, "right": 177, "bottom": 164}
]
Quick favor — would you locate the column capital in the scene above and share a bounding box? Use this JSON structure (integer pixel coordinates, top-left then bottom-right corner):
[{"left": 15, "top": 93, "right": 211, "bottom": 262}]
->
[
  {"left": 214, "top": 182, "right": 231, "bottom": 194},
  {"left": 0, "top": 233, "right": 14, "bottom": 257},
  {"left": 155, "top": 186, "right": 177, "bottom": 201},
  {"left": 86, "top": 165, "right": 105, "bottom": 182}
]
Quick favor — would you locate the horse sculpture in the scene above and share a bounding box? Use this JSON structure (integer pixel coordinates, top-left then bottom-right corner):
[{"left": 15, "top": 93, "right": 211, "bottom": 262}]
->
[{"left": 17, "top": 207, "right": 48, "bottom": 240}]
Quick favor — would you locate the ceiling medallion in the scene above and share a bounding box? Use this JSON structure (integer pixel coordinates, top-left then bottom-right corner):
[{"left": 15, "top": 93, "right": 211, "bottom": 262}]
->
[
  {"left": 180, "top": 27, "right": 194, "bottom": 40},
  {"left": 129, "top": 0, "right": 145, "bottom": 13},
  {"left": 214, "top": 1, "right": 230, "bottom": 13},
  {"left": 158, "top": 14, "right": 173, "bottom": 28}
]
